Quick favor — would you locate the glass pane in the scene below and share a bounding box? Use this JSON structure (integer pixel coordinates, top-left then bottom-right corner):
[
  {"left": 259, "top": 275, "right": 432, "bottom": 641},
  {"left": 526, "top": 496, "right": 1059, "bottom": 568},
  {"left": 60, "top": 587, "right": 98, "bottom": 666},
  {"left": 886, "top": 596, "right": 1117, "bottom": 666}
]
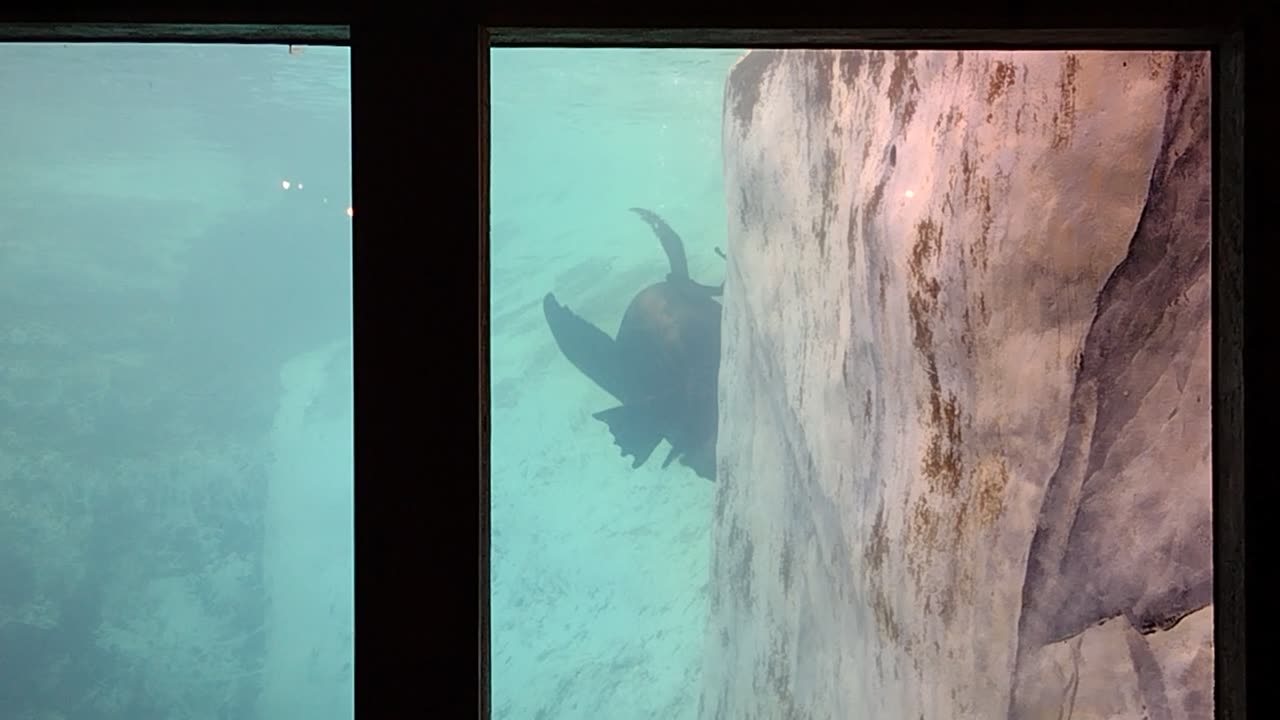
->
[
  {"left": 488, "top": 48, "right": 741, "bottom": 720},
  {"left": 488, "top": 47, "right": 1213, "bottom": 720},
  {"left": 0, "top": 42, "right": 354, "bottom": 720}
]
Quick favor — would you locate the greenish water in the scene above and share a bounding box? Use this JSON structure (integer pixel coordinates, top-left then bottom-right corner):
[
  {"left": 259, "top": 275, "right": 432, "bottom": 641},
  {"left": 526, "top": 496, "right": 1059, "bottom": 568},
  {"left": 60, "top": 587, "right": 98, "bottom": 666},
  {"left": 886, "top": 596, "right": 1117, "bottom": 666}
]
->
[
  {"left": 489, "top": 48, "right": 744, "bottom": 720},
  {"left": 0, "top": 42, "right": 353, "bottom": 720}
]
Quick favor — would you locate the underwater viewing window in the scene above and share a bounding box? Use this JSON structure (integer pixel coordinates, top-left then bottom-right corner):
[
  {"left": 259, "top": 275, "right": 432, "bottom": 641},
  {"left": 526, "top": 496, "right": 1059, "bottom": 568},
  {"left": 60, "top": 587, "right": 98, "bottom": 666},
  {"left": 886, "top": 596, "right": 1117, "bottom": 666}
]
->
[
  {"left": 0, "top": 35, "right": 353, "bottom": 720},
  {"left": 483, "top": 30, "right": 1246, "bottom": 720},
  {"left": 14, "top": 17, "right": 1247, "bottom": 720}
]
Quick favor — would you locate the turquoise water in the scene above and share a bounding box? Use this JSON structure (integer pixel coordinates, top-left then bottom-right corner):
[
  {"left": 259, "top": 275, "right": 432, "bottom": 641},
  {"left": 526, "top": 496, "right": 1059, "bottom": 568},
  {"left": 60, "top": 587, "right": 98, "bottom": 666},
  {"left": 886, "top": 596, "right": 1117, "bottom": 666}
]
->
[
  {"left": 489, "top": 48, "right": 744, "bottom": 720},
  {"left": 0, "top": 43, "right": 353, "bottom": 719}
]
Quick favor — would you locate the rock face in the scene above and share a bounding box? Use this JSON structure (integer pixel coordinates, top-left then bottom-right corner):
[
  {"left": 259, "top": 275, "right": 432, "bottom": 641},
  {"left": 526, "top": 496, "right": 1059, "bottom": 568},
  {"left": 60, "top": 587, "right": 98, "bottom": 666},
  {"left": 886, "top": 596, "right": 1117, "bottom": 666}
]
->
[{"left": 703, "top": 50, "right": 1211, "bottom": 719}]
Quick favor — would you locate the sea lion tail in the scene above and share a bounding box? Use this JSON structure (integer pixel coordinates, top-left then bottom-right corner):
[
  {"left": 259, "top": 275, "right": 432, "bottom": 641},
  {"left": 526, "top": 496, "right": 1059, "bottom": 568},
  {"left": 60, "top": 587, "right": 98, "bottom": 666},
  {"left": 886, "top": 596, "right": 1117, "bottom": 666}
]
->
[{"left": 628, "top": 207, "right": 690, "bottom": 281}]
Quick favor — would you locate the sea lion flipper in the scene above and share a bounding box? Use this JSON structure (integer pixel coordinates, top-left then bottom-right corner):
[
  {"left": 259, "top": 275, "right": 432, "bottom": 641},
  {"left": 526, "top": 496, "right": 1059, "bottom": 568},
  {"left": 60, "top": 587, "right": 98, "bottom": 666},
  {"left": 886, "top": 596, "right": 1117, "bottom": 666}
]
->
[
  {"left": 680, "top": 446, "right": 717, "bottom": 482},
  {"left": 708, "top": 249, "right": 726, "bottom": 295},
  {"left": 691, "top": 280, "right": 724, "bottom": 297},
  {"left": 593, "top": 404, "right": 663, "bottom": 468},
  {"left": 542, "top": 293, "right": 629, "bottom": 403},
  {"left": 660, "top": 445, "right": 680, "bottom": 469},
  {"left": 628, "top": 207, "right": 689, "bottom": 281}
]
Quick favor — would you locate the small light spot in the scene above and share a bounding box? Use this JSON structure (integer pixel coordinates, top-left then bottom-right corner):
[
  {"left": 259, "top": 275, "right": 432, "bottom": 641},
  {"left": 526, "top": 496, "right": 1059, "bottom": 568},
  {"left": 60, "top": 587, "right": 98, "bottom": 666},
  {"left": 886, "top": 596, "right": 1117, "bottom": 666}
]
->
[
  {"left": 346, "top": 206, "right": 354, "bottom": 218},
  {"left": 297, "top": 183, "right": 304, "bottom": 190},
  {"left": 904, "top": 189, "right": 915, "bottom": 199},
  {"left": 281, "top": 180, "right": 291, "bottom": 190}
]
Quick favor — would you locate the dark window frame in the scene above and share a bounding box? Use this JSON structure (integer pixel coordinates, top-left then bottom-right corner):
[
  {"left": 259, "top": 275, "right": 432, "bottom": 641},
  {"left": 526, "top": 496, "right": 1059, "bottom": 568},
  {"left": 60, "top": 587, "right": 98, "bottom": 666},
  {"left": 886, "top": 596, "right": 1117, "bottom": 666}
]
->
[{"left": 0, "top": 9, "right": 1256, "bottom": 720}]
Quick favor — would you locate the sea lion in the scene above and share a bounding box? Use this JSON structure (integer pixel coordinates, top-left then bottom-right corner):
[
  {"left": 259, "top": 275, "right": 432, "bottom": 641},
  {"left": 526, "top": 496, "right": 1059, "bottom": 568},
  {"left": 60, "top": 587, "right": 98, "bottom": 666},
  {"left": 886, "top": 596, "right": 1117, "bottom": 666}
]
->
[{"left": 542, "top": 208, "right": 723, "bottom": 481}]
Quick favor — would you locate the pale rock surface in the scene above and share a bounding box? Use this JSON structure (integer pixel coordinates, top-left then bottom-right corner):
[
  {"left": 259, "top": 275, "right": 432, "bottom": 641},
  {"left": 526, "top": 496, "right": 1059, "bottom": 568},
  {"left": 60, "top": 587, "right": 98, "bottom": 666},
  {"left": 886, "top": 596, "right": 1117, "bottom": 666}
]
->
[
  {"left": 258, "top": 339, "right": 354, "bottom": 720},
  {"left": 703, "top": 49, "right": 1211, "bottom": 720}
]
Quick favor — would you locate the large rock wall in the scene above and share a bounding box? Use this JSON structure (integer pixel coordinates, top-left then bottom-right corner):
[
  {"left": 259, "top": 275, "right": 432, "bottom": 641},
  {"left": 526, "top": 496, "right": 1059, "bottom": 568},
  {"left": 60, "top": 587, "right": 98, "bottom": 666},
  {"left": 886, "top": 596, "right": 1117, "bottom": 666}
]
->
[{"left": 703, "top": 49, "right": 1211, "bottom": 720}]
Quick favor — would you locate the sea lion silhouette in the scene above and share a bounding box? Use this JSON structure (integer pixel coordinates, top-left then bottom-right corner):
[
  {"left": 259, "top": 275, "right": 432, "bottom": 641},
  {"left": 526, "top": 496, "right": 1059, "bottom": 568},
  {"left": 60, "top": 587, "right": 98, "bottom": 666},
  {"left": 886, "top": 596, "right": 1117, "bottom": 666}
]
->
[{"left": 542, "top": 208, "right": 724, "bottom": 481}]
